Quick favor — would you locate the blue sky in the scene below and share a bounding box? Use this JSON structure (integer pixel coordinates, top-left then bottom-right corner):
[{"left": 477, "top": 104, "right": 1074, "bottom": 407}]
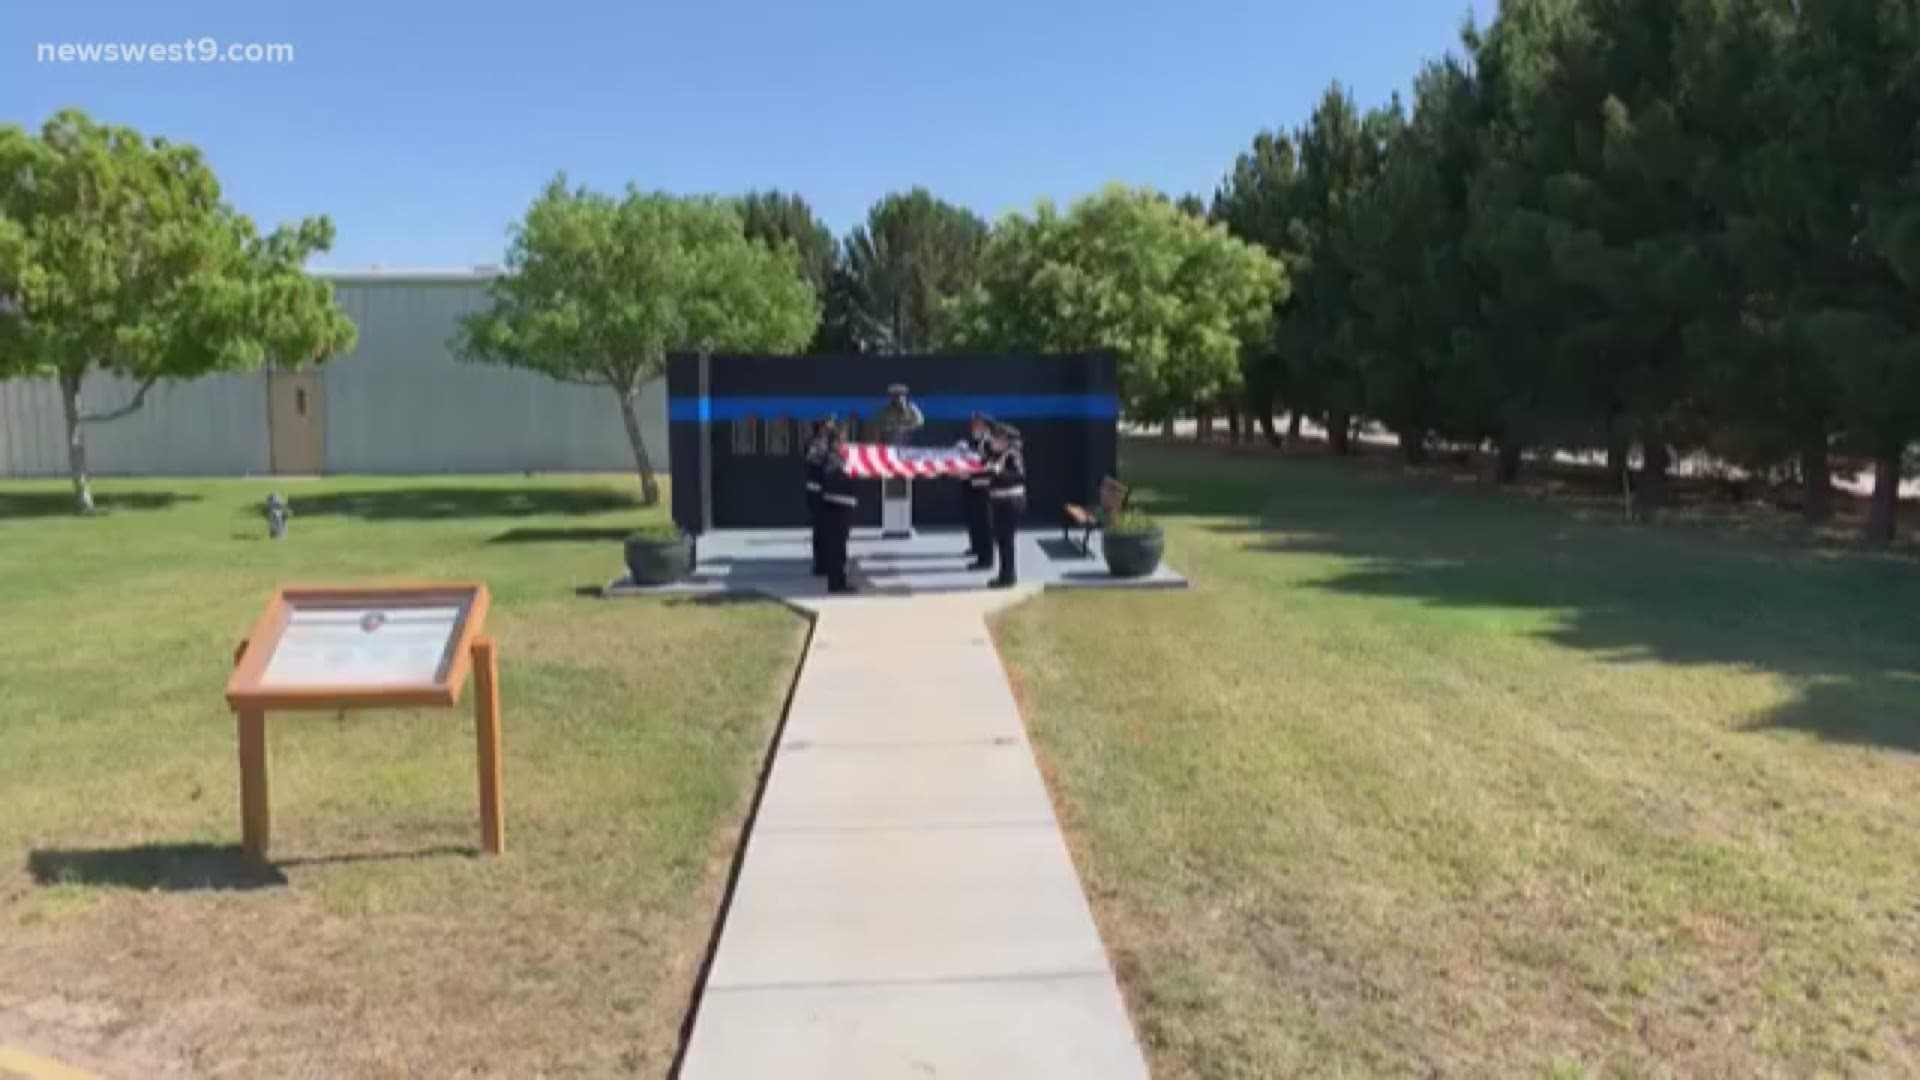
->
[{"left": 4, "top": 0, "right": 1496, "bottom": 269}]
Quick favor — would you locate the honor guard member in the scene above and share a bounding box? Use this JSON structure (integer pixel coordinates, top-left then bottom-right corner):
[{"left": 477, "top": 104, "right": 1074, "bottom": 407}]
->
[
  {"left": 804, "top": 419, "right": 830, "bottom": 576},
  {"left": 962, "top": 412, "right": 995, "bottom": 567},
  {"left": 984, "top": 423, "right": 1027, "bottom": 589},
  {"left": 819, "top": 424, "right": 860, "bottom": 594}
]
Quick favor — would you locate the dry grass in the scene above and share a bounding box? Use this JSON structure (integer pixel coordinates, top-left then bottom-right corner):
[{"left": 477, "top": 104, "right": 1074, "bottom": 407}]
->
[
  {"left": 0, "top": 476, "right": 806, "bottom": 1078},
  {"left": 998, "top": 441, "right": 1920, "bottom": 1079}
]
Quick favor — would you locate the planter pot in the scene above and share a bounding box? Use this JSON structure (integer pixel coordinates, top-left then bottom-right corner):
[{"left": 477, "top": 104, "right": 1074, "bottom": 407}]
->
[
  {"left": 625, "top": 532, "right": 694, "bottom": 586},
  {"left": 1102, "top": 527, "right": 1164, "bottom": 578}
]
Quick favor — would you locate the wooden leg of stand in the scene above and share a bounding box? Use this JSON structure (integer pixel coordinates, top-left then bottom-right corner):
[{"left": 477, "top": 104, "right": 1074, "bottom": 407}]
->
[
  {"left": 472, "top": 637, "right": 505, "bottom": 856},
  {"left": 230, "top": 638, "right": 272, "bottom": 864},
  {"left": 237, "top": 708, "right": 271, "bottom": 863}
]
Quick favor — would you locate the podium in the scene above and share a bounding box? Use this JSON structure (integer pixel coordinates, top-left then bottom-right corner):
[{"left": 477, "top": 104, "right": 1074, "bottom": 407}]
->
[{"left": 881, "top": 477, "right": 914, "bottom": 538}]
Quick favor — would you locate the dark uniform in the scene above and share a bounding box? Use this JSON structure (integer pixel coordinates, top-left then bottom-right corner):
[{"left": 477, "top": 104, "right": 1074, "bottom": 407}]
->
[
  {"left": 963, "top": 419, "right": 994, "bottom": 565},
  {"left": 985, "top": 430, "right": 1026, "bottom": 588},
  {"left": 804, "top": 426, "right": 828, "bottom": 575},
  {"left": 819, "top": 440, "right": 858, "bottom": 593}
]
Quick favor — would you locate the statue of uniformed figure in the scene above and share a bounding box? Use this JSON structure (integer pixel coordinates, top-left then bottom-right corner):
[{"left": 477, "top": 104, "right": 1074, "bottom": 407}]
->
[
  {"left": 873, "top": 383, "right": 925, "bottom": 446},
  {"left": 873, "top": 384, "right": 925, "bottom": 535}
]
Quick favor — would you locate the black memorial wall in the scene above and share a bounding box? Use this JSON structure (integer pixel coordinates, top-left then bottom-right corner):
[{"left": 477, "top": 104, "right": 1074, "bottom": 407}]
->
[{"left": 668, "top": 352, "right": 1119, "bottom": 531}]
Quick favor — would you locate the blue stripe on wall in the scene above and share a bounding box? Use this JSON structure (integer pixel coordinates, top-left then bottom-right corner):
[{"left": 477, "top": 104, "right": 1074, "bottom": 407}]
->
[{"left": 668, "top": 394, "right": 1118, "bottom": 424}]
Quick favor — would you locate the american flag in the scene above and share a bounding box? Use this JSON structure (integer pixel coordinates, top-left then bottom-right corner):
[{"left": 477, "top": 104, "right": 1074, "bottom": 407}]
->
[{"left": 840, "top": 443, "right": 983, "bottom": 480}]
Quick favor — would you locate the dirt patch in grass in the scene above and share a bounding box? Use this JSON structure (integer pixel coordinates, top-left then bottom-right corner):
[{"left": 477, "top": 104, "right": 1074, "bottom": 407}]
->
[
  {"left": 0, "top": 477, "right": 807, "bottom": 1078},
  {"left": 3, "top": 879, "right": 706, "bottom": 1077}
]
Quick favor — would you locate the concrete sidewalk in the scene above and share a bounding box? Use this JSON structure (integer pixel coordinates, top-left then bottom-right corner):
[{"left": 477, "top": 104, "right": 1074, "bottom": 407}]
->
[{"left": 679, "top": 591, "right": 1150, "bottom": 1079}]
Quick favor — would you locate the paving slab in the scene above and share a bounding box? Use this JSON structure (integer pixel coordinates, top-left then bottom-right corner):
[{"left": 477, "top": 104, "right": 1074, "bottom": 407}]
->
[
  {"left": 679, "top": 584, "right": 1150, "bottom": 1079},
  {"left": 703, "top": 825, "right": 1111, "bottom": 989},
  {"left": 756, "top": 743, "right": 1053, "bottom": 831},
  {"left": 778, "top": 704, "right": 1024, "bottom": 748},
  {"left": 686, "top": 974, "right": 1145, "bottom": 1080}
]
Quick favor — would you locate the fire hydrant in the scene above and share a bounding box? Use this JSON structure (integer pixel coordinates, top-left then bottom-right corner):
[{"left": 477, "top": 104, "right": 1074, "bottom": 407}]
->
[{"left": 264, "top": 493, "right": 290, "bottom": 539}]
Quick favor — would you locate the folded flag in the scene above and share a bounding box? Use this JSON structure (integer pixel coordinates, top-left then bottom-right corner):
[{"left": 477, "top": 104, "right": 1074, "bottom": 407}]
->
[{"left": 840, "top": 443, "right": 983, "bottom": 479}]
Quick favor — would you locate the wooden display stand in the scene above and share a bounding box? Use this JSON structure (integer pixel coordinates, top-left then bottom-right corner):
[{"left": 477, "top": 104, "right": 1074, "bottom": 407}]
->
[{"left": 223, "top": 584, "right": 504, "bottom": 864}]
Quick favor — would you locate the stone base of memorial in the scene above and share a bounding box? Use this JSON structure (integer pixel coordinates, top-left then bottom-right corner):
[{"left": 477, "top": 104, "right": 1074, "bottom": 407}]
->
[{"left": 880, "top": 478, "right": 914, "bottom": 539}]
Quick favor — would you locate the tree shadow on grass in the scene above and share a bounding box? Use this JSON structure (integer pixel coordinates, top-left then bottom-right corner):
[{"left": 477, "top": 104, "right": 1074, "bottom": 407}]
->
[
  {"left": 490, "top": 526, "right": 635, "bottom": 544},
  {"left": 1127, "top": 443, "right": 1920, "bottom": 753},
  {"left": 293, "top": 486, "right": 640, "bottom": 521},
  {"left": 0, "top": 491, "right": 200, "bottom": 518},
  {"left": 28, "top": 844, "right": 287, "bottom": 891}
]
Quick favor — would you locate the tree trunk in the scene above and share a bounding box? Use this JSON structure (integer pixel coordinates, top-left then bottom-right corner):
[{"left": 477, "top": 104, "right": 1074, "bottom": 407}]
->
[
  {"left": 1605, "top": 428, "right": 1630, "bottom": 493},
  {"left": 1227, "top": 408, "right": 1243, "bottom": 444},
  {"left": 1249, "top": 379, "right": 1281, "bottom": 447},
  {"left": 1162, "top": 416, "right": 1177, "bottom": 438},
  {"left": 616, "top": 385, "right": 661, "bottom": 506},
  {"left": 1326, "top": 410, "right": 1352, "bottom": 456},
  {"left": 1287, "top": 411, "right": 1303, "bottom": 443},
  {"left": 1400, "top": 428, "right": 1428, "bottom": 465},
  {"left": 1259, "top": 408, "right": 1281, "bottom": 447},
  {"left": 59, "top": 369, "right": 95, "bottom": 514},
  {"left": 1800, "top": 435, "right": 1833, "bottom": 524},
  {"left": 1865, "top": 443, "right": 1902, "bottom": 546},
  {"left": 1196, "top": 405, "right": 1214, "bottom": 442},
  {"left": 1638, "top": 437, "right": 1672, "bottom": 511},
  {"left": 1494, "top": 437, "right": 1522, "bottom": 485}
]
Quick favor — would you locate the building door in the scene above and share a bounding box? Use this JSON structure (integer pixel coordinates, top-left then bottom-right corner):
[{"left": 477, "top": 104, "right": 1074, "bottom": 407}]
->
[{"left": 268, "top": 372, "right": 325, "bottom": 474}]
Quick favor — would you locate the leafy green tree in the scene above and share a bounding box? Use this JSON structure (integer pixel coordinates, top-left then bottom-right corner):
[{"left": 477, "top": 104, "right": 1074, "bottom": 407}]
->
[
  {"left": 1683, "top": 0, "right": 1842, "bottom": 519},
  {"left": 842, "top": 189, "right": 987, "bottom": 352},
  {"left": 948, "top": 185, "right": 1283, "bottom": 424},
  {"left": 1280, "top": 84, "right": 1400, "bottom": 455},
  {"left": 1698, "top": 0, "right": 1920, "bottom": 539},
  {"left": 1214, "top": 130, "right": 1305, "bottom": 443},
  {"left": 1779, "top": 0, "right": 1920, "bottom": 543},
  {"left": 1350, "top": 59, "right": 1483, "bottom": 463},
  {"left": 1206, "top": 0, "right": 1920, "bottom": 532},
  {"left": 1531, "top": 0, "right": 1718, "bottom": 506},
  {"left": 1806, "top": 0, "right": 1920, "bottom": 543},
  {"left": 1459, "top": 0, "right": 1585, "bottom": 482},
  {"left": 737, "top": 190, "right": 836, "bottom": 298},
  {"left": 0, "top": 109, "right": 356, "bottom": 513},
  {"left": 457, "top": 178, "right": 818, "bottom": 505},
  {"left": 737, "top": 190, "right": 854, "bottom": 353}
]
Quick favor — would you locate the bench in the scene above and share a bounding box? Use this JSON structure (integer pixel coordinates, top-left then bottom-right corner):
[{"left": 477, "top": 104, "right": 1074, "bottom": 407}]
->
[{"left": 1062, "top": 477, "right": 1130, "bottom": 556}]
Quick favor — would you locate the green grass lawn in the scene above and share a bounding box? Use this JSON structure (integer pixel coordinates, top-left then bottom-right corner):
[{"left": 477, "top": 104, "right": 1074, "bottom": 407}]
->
[
  {"left": 998, "top": 440, "right": 1920, "bottom": 1079},
  {"left": 0, "top": 476, "right": 806, "bottom": 1078}
]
